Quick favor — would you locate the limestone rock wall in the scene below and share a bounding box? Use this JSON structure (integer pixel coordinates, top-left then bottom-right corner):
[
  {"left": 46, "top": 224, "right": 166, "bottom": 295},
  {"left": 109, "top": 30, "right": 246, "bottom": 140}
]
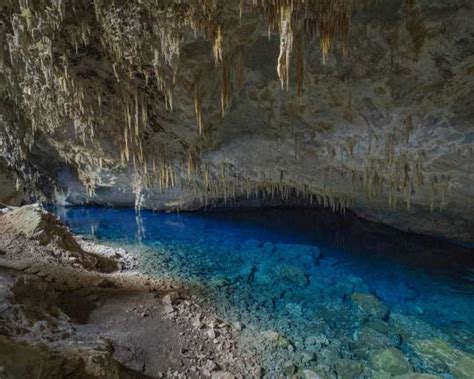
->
[
  {"left": 0, "top": 158, "right": 23, "bottom": 205},
  {"left": 0, "top": 0, "right": 472, "bottom": 242}
]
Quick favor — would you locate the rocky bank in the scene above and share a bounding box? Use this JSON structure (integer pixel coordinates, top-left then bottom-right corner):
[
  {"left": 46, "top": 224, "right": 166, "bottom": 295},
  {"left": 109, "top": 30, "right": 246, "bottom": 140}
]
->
[{"left": 0, "top": 204, "right": 260, "bottom": 378}]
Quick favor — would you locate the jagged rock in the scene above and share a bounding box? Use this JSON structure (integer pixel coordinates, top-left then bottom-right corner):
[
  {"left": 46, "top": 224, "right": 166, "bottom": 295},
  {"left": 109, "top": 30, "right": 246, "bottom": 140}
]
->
[
  {"left": 0, "top": 204, "right": 82, "bottom": 253},
  {"left": 0, "top": 158, "right": 23, "bottom": 206}
]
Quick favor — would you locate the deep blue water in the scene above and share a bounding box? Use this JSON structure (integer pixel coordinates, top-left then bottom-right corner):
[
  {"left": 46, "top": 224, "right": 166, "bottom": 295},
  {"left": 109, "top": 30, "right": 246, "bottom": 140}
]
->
[{"left": 52, "top": 206, "right": 474, "bottom": 374}]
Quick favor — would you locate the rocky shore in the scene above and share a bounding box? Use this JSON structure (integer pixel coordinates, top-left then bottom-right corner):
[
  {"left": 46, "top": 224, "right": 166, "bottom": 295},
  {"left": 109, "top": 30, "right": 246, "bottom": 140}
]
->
[{"left": 0, "top": 205, "right": 260, "bottom": 378}]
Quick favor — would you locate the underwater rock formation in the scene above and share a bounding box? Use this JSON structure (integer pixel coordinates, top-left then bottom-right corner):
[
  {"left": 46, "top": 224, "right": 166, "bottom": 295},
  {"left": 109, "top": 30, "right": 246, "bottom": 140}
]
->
[{"left": 0, "top": 0, "right": 473, "bottom": 242}]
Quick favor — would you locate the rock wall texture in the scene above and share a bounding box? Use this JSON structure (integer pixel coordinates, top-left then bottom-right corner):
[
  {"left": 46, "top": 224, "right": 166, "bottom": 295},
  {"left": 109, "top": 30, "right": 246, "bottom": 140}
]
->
[
  {"left": 0, "top": 158, "right": 23, "bottom": 205},
  {"left": 0, "top": 0, "right": 473, "bottom": 242}
]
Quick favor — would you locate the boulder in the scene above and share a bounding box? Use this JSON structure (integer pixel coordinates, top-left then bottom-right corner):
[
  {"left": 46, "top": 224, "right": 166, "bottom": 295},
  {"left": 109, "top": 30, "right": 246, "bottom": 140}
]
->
[
  {"left": 351, "top": 293, "right": 389, "bottom": 320},
  {"left": 369, "top": 348, "right": 412, "bottom": 376},
  {"left": 410, "top": 339, "right": 474, "bottom": 379},
  {"left": 0, "top": 204, "right": 82, "bottom": 253},
  {"left": 334, "top": 359, "right": 363, "bottom": 379},
  {"left": 277, "top": 265, "right": 309, "bottom": 287}
]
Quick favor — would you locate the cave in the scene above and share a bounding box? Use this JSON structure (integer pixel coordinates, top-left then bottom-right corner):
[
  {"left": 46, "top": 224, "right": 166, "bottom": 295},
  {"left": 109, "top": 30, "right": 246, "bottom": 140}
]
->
[{"left": 0, "top": 0, "right": 473, "bottom": 378}]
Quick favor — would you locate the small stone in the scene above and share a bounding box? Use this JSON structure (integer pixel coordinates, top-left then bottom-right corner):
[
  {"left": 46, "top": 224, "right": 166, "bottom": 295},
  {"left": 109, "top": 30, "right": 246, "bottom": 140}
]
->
[
  {"left": 261, "top": 330, "right": 280, "bottom": 343},
  {"left": 193, "top": 317, "right": 202, "bottom": 329},
  {"left": 162, "top": 291, "right": 179, "bottom": 305},
  {"left": 207, "top": 328, "right": 216, "bottom": 339},
  {"left": 282, "top": 362, "right": 296, "bottom": 376},
  {"left": 300, "top": 352, "right": 315, "bottom": 364},
  {"left": 252, "top": 366, "right": 263, "bottom": 378},
  {"left": 369, "top": 348, "right": 412, "bottom": 375},
  {"left": 304, "top": 335, "right": 329, "bottom": 348},
  {"left": 277, "top": 335, "right": 290, "bottom": 349},
  {"left": 205, "top": 360, "right": 218, "bottom": 371},
  {"left": 231, "top": 321, "right": 242, "bottom": 332}
]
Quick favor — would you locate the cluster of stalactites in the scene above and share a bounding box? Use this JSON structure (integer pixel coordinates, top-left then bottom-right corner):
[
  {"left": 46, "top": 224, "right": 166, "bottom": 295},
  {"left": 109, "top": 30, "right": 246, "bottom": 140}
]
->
[
  {"left": 257, "top": 0, "right": 364, "bottom": 92},
  {"left": 131, "top": 155, "right": 354, "bottom": 213},
  {"left": 4, "top": 0, "right": 97, "bottom": 143},
  {"left": 2, "top": 0, "right": 396, "bottom": 204}
]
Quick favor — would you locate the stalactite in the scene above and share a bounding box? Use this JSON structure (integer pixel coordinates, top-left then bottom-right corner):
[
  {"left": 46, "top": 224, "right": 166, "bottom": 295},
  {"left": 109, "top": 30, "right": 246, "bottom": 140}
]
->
[
  {"left": 220, "top": 60, "right": 231, "bottom": 116},
  {"left": 194, "top": 81, "right": 203, "bottom": 134},
  {"left": 213, "top": 25, "right": 223, "bottom": 65},
  {"left": 277, "top": 4, "right": 293, "bottom": 90}
]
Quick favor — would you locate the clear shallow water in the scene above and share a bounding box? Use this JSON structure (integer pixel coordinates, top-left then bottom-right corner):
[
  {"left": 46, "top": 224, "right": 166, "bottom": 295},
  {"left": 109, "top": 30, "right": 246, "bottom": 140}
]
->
[{"left": 53, "top": 206, "right": 474, "bottom": 376}]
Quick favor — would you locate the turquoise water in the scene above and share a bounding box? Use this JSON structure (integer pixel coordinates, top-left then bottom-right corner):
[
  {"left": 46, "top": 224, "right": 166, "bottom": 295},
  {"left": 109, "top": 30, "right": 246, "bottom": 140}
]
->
[{"left": 53, "top": 206, "right": 474, "bottom": 377}]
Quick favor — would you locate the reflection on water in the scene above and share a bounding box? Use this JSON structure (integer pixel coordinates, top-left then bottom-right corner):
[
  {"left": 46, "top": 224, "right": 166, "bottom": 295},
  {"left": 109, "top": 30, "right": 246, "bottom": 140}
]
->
[{"left": 53, "top": 206, "right": 474, "bottom": 376}]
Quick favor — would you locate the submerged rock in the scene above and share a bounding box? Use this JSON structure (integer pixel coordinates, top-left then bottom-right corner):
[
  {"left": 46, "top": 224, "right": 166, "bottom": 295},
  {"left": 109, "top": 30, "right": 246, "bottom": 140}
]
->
[
  {"left": 393, "top": 375, "right": 442, "bottom": 379},
  {"left": 300, "top": 367, "right": 335, "bottom": 379},
  {"left": 285, "top": 302, "right": 303, "bottom": 317},
  {"left": 351, "top": 293, "right": 389, "bottom": 321},
  {"left": 334, "top": 358, "right": 363, "bottom": 379},
  {"left": 369, "top": 348, "right": 412, "bottom": 376},
  {"left": 277, "top": 265, "right": 309, "bottom": 287},
  {"left": 282, "top": 362, "right": 297, "bottom": 376},
  {"left": 410, "top": 339, "right": 474, "bottom": 379},
  {"left": 275, "top": 243, "right": 321, "bottom": 268},
  {"left": 305, "top": 335, "right": 330, "bottom": 349},
  {"left": 355, "top": 324, "right": 401, "bottom": 354},
  {"left": 388, "top": 314, "right": 446, "bottom": 343}
]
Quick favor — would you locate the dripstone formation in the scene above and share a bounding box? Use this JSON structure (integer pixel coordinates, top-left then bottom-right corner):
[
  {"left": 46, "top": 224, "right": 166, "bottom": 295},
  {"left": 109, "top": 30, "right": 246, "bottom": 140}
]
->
[{"left": 0, "top": 0, "right": 473, "bottom": 242}]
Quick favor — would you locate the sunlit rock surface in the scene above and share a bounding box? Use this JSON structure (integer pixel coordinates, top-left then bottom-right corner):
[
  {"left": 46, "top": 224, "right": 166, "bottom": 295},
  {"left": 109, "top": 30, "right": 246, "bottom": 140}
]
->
[{"left": 0, "top": 0, "right": 472, "bottom": 242}]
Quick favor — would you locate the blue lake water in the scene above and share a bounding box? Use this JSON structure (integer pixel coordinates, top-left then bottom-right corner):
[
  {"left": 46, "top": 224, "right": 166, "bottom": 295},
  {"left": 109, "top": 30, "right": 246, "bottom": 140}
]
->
[{"left": 52, "top": 206, "right": 474, "bottom": 376}]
